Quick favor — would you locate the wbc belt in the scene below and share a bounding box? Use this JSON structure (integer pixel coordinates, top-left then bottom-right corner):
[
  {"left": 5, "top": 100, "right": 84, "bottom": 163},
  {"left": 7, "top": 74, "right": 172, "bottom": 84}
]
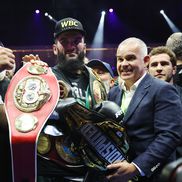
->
[
  {"left": 5, "top": 61, "right": 60, "bottom": 182},
  {"left": 59, "top": 101, "right": 128, "bottom": 171}
]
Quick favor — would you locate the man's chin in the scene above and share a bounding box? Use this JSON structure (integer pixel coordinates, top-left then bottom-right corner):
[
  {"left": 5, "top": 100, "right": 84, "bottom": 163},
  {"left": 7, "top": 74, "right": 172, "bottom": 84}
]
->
[
  {"left": 155, "top": 75, "right": 165, "bottom": 80},
  {"left": 121, "top": 73, "right": 133, "bottom": 80}
]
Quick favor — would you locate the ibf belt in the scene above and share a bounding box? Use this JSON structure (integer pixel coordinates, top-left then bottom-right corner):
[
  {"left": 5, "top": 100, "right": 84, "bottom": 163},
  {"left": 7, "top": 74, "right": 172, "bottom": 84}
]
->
[{"left": 5, "top": 61, "right": 60, "bottom": 182}]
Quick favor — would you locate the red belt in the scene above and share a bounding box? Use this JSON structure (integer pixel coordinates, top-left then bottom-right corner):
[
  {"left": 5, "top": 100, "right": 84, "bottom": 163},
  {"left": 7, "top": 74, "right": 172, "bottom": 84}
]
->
[{"left": 5, "top": 62, "right": 59, "bottom": 182}]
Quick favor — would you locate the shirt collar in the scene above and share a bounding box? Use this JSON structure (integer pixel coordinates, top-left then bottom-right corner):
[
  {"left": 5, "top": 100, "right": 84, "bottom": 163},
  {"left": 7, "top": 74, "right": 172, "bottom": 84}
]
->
[{"left": 121, "top": 72, "right": 147, "bottom": 91}]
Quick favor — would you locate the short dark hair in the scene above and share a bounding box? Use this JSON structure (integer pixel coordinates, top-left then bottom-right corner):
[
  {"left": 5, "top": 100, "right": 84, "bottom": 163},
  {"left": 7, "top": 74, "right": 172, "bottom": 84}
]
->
[{"left": 149, "top": 46, "right": 177, "bottom": 67}]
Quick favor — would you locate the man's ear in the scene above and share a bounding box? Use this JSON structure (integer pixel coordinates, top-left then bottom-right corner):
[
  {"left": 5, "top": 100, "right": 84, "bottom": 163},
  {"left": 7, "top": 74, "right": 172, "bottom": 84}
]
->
[
  {"left": 144, "top": 55, "right": 150, "bottom": 68},
  {"left": 83, "top": 43, "right": 86, "bottom": 54},
  {"left": 173, "top": 65, "right": 177, "bottom": 75},
  {"left": 110, "top": 78, "right": 115, "bottom": 88},
  {"left": 53, "top": 44, "right": 58, "bottom": 56}
]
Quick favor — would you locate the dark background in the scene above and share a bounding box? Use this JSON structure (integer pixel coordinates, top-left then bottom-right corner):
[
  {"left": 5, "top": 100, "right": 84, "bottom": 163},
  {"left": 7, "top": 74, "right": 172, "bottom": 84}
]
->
[
  {"left": 0, "top": 0, "right": 181, "bottom": 47},
  {"left": 0, "top": 0, "right": 181, "bottom": 72}
]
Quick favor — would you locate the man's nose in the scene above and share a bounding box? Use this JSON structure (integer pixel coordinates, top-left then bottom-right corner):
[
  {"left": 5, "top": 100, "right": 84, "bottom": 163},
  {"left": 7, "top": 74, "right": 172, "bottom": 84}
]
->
[
  {"left": 156, "top": 64, "right": 163, "bottom": 70},
  {"left": 121, "top": 59, "right": 130, "bottom": 67},
  {"left": 65, "top": 41, "right": 76, "bottom": 50}
]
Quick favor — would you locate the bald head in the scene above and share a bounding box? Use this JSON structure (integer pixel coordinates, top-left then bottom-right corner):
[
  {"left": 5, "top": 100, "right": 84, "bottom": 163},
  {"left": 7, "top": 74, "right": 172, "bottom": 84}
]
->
[
  {"left": 117, "top": 37, "right": 148, "bottom": 59},
  {"left": 166, "top": 32, "right": 182, "bottom": 61},
  {"left": 116, "top": 37, "right": 148, "bottom": 89}
]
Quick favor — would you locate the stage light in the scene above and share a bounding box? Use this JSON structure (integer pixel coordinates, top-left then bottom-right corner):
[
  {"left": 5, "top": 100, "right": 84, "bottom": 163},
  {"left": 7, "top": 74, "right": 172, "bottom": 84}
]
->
[
  {"left": 88, "top": 9, "right": 106, "bottom": 59},
  {"left": 44, "top": 12, "right": 57, "bottom": 23},
  {"left": 102, "top": 11, "right": 106, "bottom": 15},
  {"left": 109, "top": 8, "right": 113, "bottom": 13},
  {"left": 35, "top": 10, "right": 40, "bottom": 14},
  {"left": 48, "top": 15, "right": 53, "bottom": 20},
  {"left": 160, "top": 10, "right": 164, "bottom": 14},
  {"left": 160, "top": 10, "right": 180, "bottom": 32}
]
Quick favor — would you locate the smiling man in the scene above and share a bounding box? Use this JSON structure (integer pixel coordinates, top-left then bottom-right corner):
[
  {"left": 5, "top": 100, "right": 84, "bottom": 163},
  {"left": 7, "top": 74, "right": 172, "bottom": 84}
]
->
[{"left": 107, "top": 38, "right": 182, "bottom": 182}]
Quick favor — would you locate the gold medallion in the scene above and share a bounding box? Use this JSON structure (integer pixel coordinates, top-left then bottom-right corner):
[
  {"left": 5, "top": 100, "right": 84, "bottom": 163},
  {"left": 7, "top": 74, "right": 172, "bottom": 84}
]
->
[
  {"left": 55, "top": 136, "right": 81, "bottom": 164},
  {"left": 27, "top": 60, "right": 48, "bottom": 75},
  {"left": 14, "top": 76, "right": 51, "bottom": 112},
  {"left": 15, "top": 114, "right": 38, "bottom": 132},
  {"left": 58, "top": 80, "right": 70, "bottom": 99},
  {"left": 37, "top": 133, "right": 51, "bottom": 154}
]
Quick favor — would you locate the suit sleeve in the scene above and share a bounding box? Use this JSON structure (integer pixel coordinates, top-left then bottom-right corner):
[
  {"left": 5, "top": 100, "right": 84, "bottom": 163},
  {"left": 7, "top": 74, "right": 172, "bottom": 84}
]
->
[{"left": 132, "top": 84, "right": 182, "bottom": 177}]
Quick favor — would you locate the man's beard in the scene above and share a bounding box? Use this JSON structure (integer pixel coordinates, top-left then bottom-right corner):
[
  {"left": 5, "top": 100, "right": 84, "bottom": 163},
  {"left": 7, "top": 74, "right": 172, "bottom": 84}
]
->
[{"left": 57, "top": 51, "right": 85, "bottom": 73}]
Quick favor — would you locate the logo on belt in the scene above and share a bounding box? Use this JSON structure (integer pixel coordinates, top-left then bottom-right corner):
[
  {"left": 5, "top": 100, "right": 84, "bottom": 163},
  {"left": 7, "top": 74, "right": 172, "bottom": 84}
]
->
[
  {"left": 13, "top": 75, "right": 51, "bottom": 132},
  {"left": 80, "top": 123, "right": 125, "bottom": 164},
  {"left": 14, "top": 76, "right": 51, "bottom": 112}
]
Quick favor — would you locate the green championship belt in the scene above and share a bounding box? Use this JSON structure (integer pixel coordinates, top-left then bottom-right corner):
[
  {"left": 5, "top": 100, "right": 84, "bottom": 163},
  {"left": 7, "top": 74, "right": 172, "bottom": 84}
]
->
[{"left": 56, "top": 98, "right": 129, "bottom": 173}]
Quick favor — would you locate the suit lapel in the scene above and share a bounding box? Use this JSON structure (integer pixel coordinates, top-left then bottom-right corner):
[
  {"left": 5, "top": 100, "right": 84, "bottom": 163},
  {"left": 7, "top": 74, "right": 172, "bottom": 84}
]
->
[
  {"left": 117, "top": 87, "right": 123, "bottom": 106},
  {"left": 123, "top": 74, "right": 152, "bottom": 122}
]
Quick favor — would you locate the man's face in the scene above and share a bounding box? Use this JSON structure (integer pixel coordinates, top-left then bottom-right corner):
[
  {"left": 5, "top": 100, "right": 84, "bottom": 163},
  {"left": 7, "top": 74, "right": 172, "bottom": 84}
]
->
[
  {"left": 53, "top": 31, "right": 86, "bottom": 71},
  {"left": 148, "top": 53, "right": 176, "bottom": 83},
  {"left": 116, "top": 43, "right": 146, "bottom": 87},
  {"left": 93, "top": 66, "right": 111, "bottom": 82},
  {"left": 92, "top": 66, "right": 114, "bottom": 93}
]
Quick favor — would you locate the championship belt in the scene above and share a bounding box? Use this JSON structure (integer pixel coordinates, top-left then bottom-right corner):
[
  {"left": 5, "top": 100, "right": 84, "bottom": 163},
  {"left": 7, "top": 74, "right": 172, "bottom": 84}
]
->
[
  {"left": 5, "top": 61, "right": 60, "bottom": 182},
  {"left": 56, "top": 98, "right": 129, "bottom": 172}
]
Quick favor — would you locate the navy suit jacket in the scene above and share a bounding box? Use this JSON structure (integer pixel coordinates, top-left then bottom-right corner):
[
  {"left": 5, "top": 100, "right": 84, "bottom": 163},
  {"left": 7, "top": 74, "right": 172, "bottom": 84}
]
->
[{"left": 108, "top": 74, "right": 182, "bottom": 177}]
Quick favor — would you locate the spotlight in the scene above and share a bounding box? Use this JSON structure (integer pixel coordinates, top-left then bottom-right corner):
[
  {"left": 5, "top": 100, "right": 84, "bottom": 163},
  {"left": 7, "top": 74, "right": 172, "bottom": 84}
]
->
[
  {"left": 48, "top": 15, "right": 53, "bottom": 20},
  {"left": 101, "top": 11, "right": 106, "bottom": 15},
  {"left": 44, "top": 12, "right": 57, "bottom": 23},
  {"left": 160, "top": 9, "right": 180, "bottom": 32},
  {"left": 35, "top": 10, "right": 40, "bottom": 14},
  {"left": 160, "top": 10, "right": 164, "bottom": 14},
  {"left": 109, "top": 8, "right": 113, "bottom": 13}
]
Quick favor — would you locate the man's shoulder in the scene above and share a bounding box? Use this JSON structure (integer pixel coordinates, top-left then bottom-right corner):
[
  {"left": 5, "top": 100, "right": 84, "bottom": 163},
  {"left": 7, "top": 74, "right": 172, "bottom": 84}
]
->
[
  {"left": 144, "top": 74, "right": 172, "bottom": 88},
  {"left": 108, "top": 85, "right": 121, "bottom": 102},
  {"left": 109, "top": 85, "right": 121, "bottom": 93},
  {"left": 175, "top": 84, "right": 182, "bottom": 90}
]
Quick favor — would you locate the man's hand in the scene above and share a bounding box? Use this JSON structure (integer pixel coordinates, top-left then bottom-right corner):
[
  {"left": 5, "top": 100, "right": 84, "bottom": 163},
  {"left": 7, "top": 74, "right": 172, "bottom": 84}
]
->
[
  {"left": 22, "top": 54, "right": 40, "bottom": 64},
  {"left": 0, "top": 47, "right": 15, "bottom": 72},
  {"left": 106, "top": 160, "right": 140, "bottom": 182}
]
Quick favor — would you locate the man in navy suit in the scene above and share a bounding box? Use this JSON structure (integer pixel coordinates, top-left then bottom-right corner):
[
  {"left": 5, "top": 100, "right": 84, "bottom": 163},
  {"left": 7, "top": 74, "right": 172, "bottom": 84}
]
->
[{"left": 106, "top": 37, "right": 182, "bottom": 182}]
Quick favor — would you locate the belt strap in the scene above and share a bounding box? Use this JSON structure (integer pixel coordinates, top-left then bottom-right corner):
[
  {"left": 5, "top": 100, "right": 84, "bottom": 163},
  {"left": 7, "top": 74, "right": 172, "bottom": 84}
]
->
[{"left": 5, "top": 62, "right": 59, "bottom": 182}]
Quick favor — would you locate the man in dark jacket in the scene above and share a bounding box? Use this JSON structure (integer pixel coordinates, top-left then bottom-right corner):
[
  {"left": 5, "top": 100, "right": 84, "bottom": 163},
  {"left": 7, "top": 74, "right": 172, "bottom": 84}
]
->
[
  {"left": 148, "top": 46, "right": 182, "bottom": 159},
  {"left": 107, "top": 37, "right": 182, "bottom": 182}
]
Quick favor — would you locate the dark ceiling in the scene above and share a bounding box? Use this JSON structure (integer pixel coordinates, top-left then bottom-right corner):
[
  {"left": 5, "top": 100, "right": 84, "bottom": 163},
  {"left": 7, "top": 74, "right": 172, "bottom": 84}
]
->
[{"left": 0, "top": 0, "right": 182, "bottom": 47}]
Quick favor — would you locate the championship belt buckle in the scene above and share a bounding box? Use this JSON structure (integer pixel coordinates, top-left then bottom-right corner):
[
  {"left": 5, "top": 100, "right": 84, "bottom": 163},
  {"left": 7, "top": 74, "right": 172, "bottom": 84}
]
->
[
  {"left": 61, "top": 102, "right": 128, "bottom": 172},
  {"left": 5, "top": 62, "right": 60, "bottom": 182}
]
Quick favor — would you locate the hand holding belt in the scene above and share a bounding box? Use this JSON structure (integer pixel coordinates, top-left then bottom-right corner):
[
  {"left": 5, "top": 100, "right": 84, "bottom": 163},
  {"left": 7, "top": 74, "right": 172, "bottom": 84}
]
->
[
  {"left": 56, "top": 99, "right": 129, "bottom": 172},
  {"left": 5, "top": 62, "right": 59, "bottom": 182}
]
